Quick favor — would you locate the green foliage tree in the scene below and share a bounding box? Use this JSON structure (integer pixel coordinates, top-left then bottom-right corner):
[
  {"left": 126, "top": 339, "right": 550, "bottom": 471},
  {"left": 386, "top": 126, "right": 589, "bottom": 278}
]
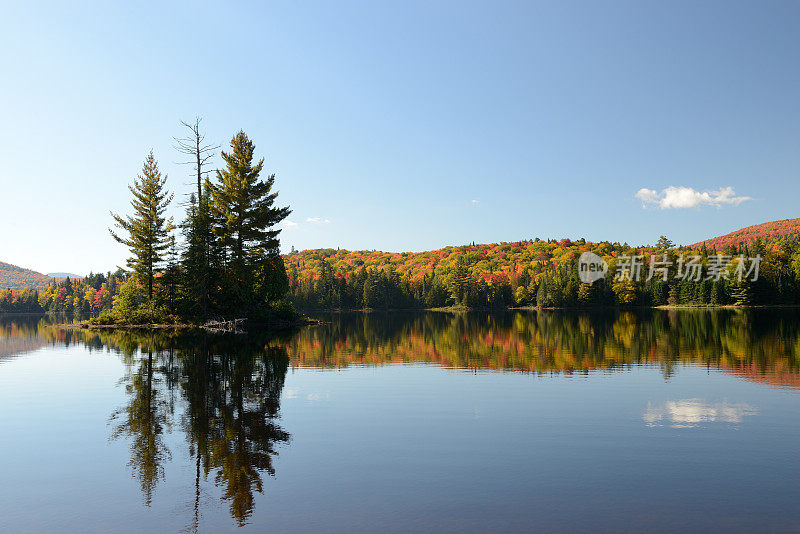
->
[
  {"left": 577, "top": 281, "right": 596, "bottom": 305},
  {"left": 710, "top": 281, "right": 723, "bottom": 305},
  {"left": 208, "top": 132, "right": 291, "bottom": 312},
  {"left": 655, "top": 236, "right": 675, "bottom": 250},
  {"left": 514, "top": 285, "right": 529, "bottom": 306},
  {"left": 730, "top": 280, "right": 752, "bottom": 306},
  {"left": 791, "top": 251, "right": 800, "bottom": 280},
  {"left": 667, "top": 284, "right": 679, "bottom": 306},
  {"left": 426, "top": 276, "right": 451, "bottom": 307},
  {"left": 181, "top": 192, "right": 214, "bottom": 317},
  {"left": 650, "top": 279, "right": 668, "bottom": 305},
  {"left": 449, "top": 257, "right": 469, "bottom": 305},
  {"left": 110, "top": 152, "right": 175, "bottom": 302}
]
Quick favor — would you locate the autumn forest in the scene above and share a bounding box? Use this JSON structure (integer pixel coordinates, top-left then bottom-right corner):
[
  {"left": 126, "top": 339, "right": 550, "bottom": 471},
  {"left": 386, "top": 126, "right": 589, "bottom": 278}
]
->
[{"left": 1, "top": 122, "right": 800, "bottom": 320}]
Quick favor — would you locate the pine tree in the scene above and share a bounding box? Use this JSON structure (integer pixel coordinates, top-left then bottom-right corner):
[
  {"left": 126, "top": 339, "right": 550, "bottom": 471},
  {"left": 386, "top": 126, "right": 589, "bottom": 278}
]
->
[
  {"left": 710, "top": 281, "right": 721, "bottom": 305},
  {"left": 655, "top": 236, "right": 674, "bottom": 250},
  {"left": 730, "top": 281, "right": 752, "bottom": 306},
  {"left": 209, "top": 131, "right": 291, "bottom": 309},
  {"left": 650, "top": 279, "right": 667, "bottom": 305},
  {"left": 110, "top": 152, "right": 175, "bottom": 301},
  {"left": 181, "top": 192, "right": 214, "bottom": 316},
  {"left": 449, "top": 257, "right": 469, "bottom": 304},
  {"left": 536, "top": 275, "right": 550, "bottom": 307},
  {"left": 667, "top": 284, "right": 679, "bottom": 306},
  {"left": 425, "top": 276, "right": 450, "bottom": 307},
  {"left": 210, "top": 131, "right": 290, "bottom": 266}
]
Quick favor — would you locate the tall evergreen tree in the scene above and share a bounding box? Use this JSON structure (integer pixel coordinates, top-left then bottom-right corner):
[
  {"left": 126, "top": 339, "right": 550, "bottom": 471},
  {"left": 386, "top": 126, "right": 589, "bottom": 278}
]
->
[
  {"left": 209, "top": 131, "right": 291, "bottom": 309},
  {"left": 110, "top": 152, "right": 175, "bottom": 301},
  {"left": 181, "top": 192, "right": 213, "bottom": 316}
]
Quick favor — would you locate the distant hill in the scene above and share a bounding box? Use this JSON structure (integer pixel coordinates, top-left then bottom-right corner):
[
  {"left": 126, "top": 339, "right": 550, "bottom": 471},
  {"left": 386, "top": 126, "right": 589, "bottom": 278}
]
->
[
  {"left": 691, "top": 217, "right": 800, "bottom": 250},
  {"left": 0, "top": 262, "right": 58, "bottom": 290},
  {"left": 46, "top": 272, "right": 83, "bottom": 279}
]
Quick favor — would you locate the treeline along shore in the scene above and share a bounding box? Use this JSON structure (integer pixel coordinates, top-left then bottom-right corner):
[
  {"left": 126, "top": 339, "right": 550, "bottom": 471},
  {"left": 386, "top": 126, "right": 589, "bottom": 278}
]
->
[
  {"left": 4, "top": 230, "right": 800, "bottom": 322},
  {"left": 2, "top": 117, "right": 799, "bottom": 323},
  {"left": 284, "top": 235, "right": 800, "bottom": 310}
]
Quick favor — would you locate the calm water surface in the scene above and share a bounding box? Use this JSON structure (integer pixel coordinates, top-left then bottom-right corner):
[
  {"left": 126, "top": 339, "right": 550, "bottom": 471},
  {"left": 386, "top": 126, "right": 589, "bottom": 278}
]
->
[{"left": 1, "top": 310, "right": 800, "bottom": 533}]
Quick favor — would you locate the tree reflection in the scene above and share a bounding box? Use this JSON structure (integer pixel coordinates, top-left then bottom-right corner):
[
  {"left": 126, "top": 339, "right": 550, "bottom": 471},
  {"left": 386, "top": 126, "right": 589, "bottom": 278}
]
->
[
  {"left": 110, "top": 350, "right": 172, "bottom": 505},
  {"left": 182, "top": 338, "right": 290, "bottom": 526},
  {"left": 104, "top": 331, "right": 291, "bottom": 527}
]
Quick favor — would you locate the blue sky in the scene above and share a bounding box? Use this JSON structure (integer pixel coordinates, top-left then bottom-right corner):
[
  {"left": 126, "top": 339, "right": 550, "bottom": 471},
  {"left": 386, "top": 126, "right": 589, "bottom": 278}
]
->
[{"left": 1, "top": 1, "right": 798, "bottom": 275}]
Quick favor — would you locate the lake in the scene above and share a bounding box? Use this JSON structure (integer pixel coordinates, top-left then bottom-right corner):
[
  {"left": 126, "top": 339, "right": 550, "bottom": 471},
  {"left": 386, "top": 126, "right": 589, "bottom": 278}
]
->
[{"left": 1, "top": 310, "right": 800, "bottom": 533}]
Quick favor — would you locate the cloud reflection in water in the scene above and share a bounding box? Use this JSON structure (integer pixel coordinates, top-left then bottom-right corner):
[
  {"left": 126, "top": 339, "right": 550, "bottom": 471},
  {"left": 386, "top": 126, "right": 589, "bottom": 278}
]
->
[{"left": 644, "top": 399, "right": 758, "bottom": 428}]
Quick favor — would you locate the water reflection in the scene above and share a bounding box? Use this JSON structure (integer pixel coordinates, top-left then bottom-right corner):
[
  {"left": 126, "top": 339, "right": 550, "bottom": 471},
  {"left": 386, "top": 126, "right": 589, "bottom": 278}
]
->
[
  {"left": 92, "top": 331, "right": 291, "bottom": 528},
  {"left": 2, "top": 309, "right": 800, "bottom": 528},
  {"left": 288, "top": 309, "right": 800, "bottom": 388},
  {"left": 110, "top": 350, "right": 174, "bottom": 506},
  {"left": 0, "top": 315, "right": 50, "bottom": 361},
  {"left": 643, "top": 399, "right": 759, "bottom": 428}
]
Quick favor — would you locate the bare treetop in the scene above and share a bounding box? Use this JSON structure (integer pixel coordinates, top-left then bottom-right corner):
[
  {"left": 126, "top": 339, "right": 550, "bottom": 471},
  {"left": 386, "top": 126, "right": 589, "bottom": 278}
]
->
[{"left": 174, "top": 117, "right": 220, "bottom": 201}]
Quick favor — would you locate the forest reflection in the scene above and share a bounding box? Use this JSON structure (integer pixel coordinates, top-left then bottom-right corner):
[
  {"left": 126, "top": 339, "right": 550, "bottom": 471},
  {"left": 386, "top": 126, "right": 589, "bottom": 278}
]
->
[
  {"left": 3, "top": 308, "right": 800, "bottom": 527},
  {"left": 286, "top": 309, "right": 800, "bottom": 387}
]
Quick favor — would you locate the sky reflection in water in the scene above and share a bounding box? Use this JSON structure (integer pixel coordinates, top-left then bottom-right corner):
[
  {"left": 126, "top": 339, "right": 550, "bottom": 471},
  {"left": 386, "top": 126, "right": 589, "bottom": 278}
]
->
[{"left": 1, "top": 309, "right": 799, "bottom": 533}]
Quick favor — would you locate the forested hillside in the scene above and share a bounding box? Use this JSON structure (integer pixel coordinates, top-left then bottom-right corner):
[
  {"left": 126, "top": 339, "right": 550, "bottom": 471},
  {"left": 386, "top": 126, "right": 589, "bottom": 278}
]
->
[
  {"left": 692, "top": 218, "right": 800, "bottom": 250},
  {"left": 0, "top": 261, "right": 59, "bottom": 290},
  {"left": 285, "top": 232, "right": 800, "bottom": 309}
]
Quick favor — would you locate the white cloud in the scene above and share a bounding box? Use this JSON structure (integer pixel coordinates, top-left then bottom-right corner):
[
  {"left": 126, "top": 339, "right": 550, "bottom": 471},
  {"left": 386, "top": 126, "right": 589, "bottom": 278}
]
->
[
  {"left": 635, "top": 186, "right": 751, "bottom": 209},
  {"left": 306, "top": 216, "right": 330, "bottom": 224},
  {"left": 635, "top": 188, "right": 660, "bottom": 204},
  {"left": 471, "top": 199, "right": 479, "bottom": 207},
  {"left": 283, "top": 220, "right": 298, "bottom": 228}
]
